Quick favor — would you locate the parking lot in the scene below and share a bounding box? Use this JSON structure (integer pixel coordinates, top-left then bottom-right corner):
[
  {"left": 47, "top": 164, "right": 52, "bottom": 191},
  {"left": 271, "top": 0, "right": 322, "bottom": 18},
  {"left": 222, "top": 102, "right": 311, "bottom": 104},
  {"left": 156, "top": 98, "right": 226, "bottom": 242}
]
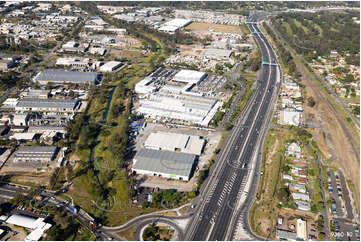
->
[
  {"left": 327, "top": 169, "right": 345, "bottom": 217},
  {"left": 331, "top": 219, "right": 359, "bottom": 241},
  {"left": 327, "top": 169, "right": 359, "bottom": 241}
]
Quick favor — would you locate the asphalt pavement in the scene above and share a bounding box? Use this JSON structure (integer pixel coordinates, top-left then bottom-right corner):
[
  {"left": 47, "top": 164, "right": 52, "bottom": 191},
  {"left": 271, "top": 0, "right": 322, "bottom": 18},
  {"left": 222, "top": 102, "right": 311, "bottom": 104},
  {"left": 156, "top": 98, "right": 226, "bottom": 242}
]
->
[{"left": 184, "top": 15, "right": 282, "bottom": 241}]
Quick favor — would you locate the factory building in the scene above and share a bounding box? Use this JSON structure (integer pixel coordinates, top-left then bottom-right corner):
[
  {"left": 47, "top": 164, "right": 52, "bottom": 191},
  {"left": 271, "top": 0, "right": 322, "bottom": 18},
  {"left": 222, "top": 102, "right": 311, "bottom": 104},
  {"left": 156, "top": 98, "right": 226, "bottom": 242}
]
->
[
  {"left": 13, "top": 146, "right": 58, "bottom": 165},
  {"left": 159, "top": 18, "right": 192, "bottom": 33},
  {"left": 137, "top": 92, "right": 221, "bottom": 126},
  {"left": 172, "top": 69, "right": 207, "bottom": 85},
  {"left": 33, "top": 69, "right": 101, "bottom": 85},
  {"left": 15, "top": 98, "right": 79, "bottom": 113},
  {"left": 6, "top": 214, "right": 52, "bottom": 242},
  {"left": 20, "top": 89, "right": 50, "bottom": 99},
  {"left": 12, "top": 113, "right": 29, "bottom": 126},
  {"left": 144, "top": 132, "right": 205, "bottom": 155},
  {"left": 56, "top": 57, "right": 91, "bottom": 68},
  {"left": 134, "top": 78, "right": 157, "bottom": 95},
  {"left": 132, "top": 148, "right": 197, "bottom": 181},
  {"left": 99, "top": 61, "right": 123, "bottom": 72}
]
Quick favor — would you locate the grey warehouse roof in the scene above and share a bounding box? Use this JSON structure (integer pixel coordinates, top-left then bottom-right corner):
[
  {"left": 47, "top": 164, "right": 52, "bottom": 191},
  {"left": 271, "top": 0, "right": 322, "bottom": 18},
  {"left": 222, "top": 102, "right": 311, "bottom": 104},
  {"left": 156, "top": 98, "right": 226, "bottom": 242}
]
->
[
  {"left": 34, "top": 69, "right": 100, "bottom": 84},
  {"left": 14, "top": 146, "right": 57, "bottom": 159},
  {"left": 16, "top": 98, "right": 78, "bottom": 109},
  {"left": 133, "top": 148, "right": 196, "bottom": 177}
]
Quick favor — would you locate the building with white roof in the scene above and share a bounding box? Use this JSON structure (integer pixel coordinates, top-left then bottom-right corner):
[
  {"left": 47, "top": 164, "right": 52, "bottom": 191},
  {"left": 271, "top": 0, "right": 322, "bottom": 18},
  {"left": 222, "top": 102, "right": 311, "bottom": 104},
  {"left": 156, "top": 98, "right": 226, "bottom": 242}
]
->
[
  {"left": 5, "top": 214, "right": 52, "bottom": 242},
  {"left": 99, "top": 61, "right": 123, "bottom": 72},
  {"left": 89, "top": 46, "right": 106, "bottom": 56},
  {"left": 137, "top": 92, "right": 220, "bottom": 126},
  {"left": 56, "top": 57, "right": 91, "bottom": 68},
  {"left": 172, "top": 69, "right": 207, "bottom": 85},
  {"left": 12, "top": 113, "right": 30, "bottom": 126},
  {"left": 144, "top": 132, "right": 205, "bottom": 155},
  {"left": 10, "top": 132, "right": 36, "bottom": 141},
  {"left": 135, "top": 78, "right": 157, "bottom": 95},
  {"left": 159, "top": 18, "right": 192, "bottom": 33},
  {"left": 292, "top": 192, "right": 310, "bottom": 202},
  {"left": 295, "top": 200, "right": 311, "bottom": 211},
  {"left": 296, "top": 218, "right": 307, "bottom": 241}
]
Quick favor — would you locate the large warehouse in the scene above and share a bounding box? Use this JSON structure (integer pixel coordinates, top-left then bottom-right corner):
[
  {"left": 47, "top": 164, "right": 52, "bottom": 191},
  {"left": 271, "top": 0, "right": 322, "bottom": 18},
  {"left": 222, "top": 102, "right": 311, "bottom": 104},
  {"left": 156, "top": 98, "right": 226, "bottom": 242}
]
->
[
  {"left": 13, "top": 146, "right": 58, "bottom": 166},
  {"left": 6, "top": 214, "right": 52, "bottom": 242},
  {"left": 137, "top": 92, "right": 221, "bottom": 126},
  {"left": 33, "top": 69, "right": 101, "bottom": 85},
  {"left": 99, "top": 61, "right": 123, "bottom": 72},
  {"left": 144, "top": 132, "right": 205, "bottom": 155},
  {"left": 132, "top": 148, "right": 197, "bottom": 181},
  {"left": 172, "top": 69, "right": 207, "bottom": 85},
  {"left": 15, "top": 98, "right": 79, "bottom": 112},
  {"left": 159, "top": 18, "right": 192, "bottom": 33}
]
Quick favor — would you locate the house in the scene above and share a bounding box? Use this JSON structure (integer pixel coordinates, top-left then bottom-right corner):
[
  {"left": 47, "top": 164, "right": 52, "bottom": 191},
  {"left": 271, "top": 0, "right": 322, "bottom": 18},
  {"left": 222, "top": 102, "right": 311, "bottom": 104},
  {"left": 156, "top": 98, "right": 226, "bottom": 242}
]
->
[{"left": 283, "top": 174, "right": 293, "bottom": 181}]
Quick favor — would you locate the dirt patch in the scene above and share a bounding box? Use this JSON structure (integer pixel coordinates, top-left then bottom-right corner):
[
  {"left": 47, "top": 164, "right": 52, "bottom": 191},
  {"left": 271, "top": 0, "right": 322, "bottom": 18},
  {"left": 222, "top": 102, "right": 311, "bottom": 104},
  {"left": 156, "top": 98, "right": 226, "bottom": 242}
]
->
[
  {"left": 259, "top": 219, "right": 273, "bottom": 237},
  {"left": 185, "top": 22, "right": 241, "bottom": 34}
]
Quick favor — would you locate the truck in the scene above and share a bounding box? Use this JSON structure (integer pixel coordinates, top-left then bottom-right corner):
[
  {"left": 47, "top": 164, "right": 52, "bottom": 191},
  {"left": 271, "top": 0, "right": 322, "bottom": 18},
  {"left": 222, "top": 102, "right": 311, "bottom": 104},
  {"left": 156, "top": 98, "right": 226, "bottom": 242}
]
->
[{"left": 69, "top": 206, "right": 78, "bottom": 214}]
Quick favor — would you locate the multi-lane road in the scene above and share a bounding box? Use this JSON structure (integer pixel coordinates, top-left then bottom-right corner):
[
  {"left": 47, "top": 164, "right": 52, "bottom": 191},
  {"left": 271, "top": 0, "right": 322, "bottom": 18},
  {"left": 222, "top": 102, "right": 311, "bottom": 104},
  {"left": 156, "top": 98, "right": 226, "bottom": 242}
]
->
[{"left": 184, "top": 16, "right": 281, "bottom": 241}]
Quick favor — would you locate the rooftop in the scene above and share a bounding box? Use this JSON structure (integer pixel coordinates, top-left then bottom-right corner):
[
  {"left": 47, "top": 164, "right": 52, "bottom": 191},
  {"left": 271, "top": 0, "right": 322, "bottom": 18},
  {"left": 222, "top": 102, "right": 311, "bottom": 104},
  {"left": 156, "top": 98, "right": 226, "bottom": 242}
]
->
[
  {"left": 34, "top": 69, "right": 100, "bottom": 84},
  {"left": 144, "top": 132, "right": 204, "bottom": 155},
  {"left": 16, "top": 98, "right": 78, "bottom": 110},
  {"left": 133, "top": 148, "right": 196, "bottom": 177}
]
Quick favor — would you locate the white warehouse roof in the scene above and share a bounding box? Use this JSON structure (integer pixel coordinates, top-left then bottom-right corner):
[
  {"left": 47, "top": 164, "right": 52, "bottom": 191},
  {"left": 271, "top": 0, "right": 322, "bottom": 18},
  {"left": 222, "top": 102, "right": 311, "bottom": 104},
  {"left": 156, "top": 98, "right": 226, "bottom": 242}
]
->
[
  {"left": 144, "top": 132, "right": 205, "bottom": 155},
  {"left": 99, "top": 61, "right": 123, "bottom": 72},
  {"left": 6, "top": 214, "right": 38, "bottom": 229},
  {"left": 164, "top": 18, "right": 192, "bottom": 28},
  {"left": 173, "top": 70, "right": 207, "bottom": 84},
  {"left": 159, "top": 18, "right": 192, "bottom": 32}
]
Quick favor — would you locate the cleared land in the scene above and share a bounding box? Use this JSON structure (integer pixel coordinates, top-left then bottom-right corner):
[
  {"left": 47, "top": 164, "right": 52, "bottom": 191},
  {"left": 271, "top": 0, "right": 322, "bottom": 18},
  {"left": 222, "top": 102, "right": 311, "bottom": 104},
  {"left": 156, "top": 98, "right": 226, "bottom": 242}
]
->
[{"left": 185, "top": 22, "right": 241, "bottom": 34}]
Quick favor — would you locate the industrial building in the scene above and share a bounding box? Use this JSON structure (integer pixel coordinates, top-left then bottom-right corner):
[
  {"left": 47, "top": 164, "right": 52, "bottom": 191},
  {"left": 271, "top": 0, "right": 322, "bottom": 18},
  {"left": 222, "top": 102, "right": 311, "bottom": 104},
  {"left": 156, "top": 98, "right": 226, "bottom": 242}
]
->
[
  {"left": 28, "top": 126, "right": 66, "bottom": 134},
  {"left": 132, "top": 148, "right": 197, "bottom": 181},
  {"left": 144, "top": 132, "right": 205, "bottom": 155},
  {"left": 159, "top": 18, "right": 192, "bottom": 33},
  {"left": 99, "top": 61, "right": 123, "bottom": 72},
  {"left": 134, "top": 78, "right": 157, "bottom": 95},
  {"left": 9, "top": 132, "right": 37, "bottom": 141},
  {"left": 5, "top": 214, "right": 52, "bottom": 242},
  {"left": 137, "top": 92, "right": 221, "bottom": 126},
  {"left": 33, "top": 69, "right": 101, "bottom": 85},
  {"left": 12, "top": 113, "right": 29, "bottom": 126},
  {"left": 20, "top": 89, "right": 50, "bottom": 99},
  {"left": 13, "top": 146, "right": 58, "bottom": 165},
  {"left": 56, "top": 57, "right": 91, "bottom": 68},
  {"left": 172, "top": 69, "right": 207, "bottom": 85},
  {"left": 15, "top": 98, "right": 79, "bottom": 112}
]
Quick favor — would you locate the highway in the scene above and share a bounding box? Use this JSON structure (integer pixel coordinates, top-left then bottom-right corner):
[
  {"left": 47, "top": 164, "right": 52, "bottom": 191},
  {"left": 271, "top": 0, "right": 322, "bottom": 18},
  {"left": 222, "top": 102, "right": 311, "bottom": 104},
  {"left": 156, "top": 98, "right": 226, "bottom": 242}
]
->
[{"left": 184, "top": 14, "right": 281, "bottom": 241}]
